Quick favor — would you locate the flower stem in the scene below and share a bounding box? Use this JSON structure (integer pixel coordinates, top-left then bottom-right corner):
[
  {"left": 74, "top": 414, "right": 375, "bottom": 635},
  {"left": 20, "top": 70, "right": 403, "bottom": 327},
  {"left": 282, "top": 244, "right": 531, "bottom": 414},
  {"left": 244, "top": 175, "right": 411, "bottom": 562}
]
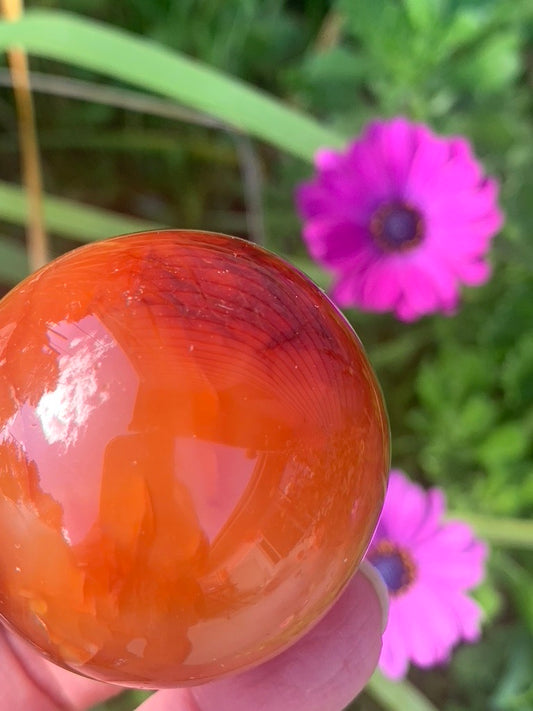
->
[
  {"left": 1, "top": 0, "right": 49, "bottom": 270},
  {"left": 449, "top": 512, "right": 533, "bottom": 550},
  {"left": 315, "top": 9, "right": 343, "bottom": 52},
  {"left": 366, "top": 670, "right": 439, "bottom": 711}
]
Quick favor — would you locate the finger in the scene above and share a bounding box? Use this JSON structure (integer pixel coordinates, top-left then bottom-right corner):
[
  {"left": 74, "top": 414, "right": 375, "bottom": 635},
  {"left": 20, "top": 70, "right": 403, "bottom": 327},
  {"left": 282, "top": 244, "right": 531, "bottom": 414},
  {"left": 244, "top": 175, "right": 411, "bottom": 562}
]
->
[
  {"left": 138, "top": 562, "right": 387, "bottom": 711},
  {"left": 0, "top": 625, "right": 121, "bottom": 711}
]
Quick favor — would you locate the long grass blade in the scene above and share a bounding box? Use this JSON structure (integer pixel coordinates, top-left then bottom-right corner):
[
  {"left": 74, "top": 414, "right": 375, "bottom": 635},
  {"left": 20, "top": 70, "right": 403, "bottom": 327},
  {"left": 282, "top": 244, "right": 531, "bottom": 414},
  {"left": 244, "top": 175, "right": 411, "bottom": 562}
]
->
[
  {"left": 0, "top": 179, "right": 160, "bottom": 246},
  {"left": 0, "top": 10, "right": 345, "bottom": 161}
]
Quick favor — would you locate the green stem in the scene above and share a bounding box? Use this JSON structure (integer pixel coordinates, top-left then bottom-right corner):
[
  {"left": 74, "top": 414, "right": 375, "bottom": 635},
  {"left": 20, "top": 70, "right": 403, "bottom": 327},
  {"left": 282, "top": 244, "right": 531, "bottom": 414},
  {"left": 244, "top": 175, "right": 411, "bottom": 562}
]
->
[
  {"left": 366, "top": 671, "right": 439, "bottom": 711},
  {"left": 448, "top": 512, "right": 533, "bottom": 550}
]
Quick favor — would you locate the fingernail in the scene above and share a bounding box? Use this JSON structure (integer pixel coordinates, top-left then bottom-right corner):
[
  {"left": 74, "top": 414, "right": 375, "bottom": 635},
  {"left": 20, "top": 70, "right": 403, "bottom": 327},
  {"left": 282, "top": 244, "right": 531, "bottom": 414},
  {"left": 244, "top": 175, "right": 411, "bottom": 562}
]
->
[{"left": 359, "top": 559, "right": 389, "bottom": 633}]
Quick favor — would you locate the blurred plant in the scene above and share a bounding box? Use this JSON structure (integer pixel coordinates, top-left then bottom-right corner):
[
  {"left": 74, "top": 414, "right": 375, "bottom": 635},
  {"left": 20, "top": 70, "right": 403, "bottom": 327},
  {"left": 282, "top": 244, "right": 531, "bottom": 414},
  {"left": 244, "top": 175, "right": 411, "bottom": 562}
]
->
[
  {"left": 295, "top": 117, "right": 502, "bottom": 321},
  {"left": 405, "top": 265, "right": 533, "bottom": 519},
  {"left": 289, "top": 0, "right": 530, "bottom": 124}
]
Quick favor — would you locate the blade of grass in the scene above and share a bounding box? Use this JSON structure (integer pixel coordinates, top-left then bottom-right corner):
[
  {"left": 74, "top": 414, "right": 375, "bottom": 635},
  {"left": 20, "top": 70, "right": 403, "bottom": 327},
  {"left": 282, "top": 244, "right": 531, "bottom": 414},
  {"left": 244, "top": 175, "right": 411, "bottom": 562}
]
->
[
  {"left": 0, "top": 68, "right": 225, "bottom": 130},
  {"left": 0, "top": 10, "right": 345, "bottom": 162},
  {"left": 0, "top": 69, "right": 265, "bottom": 245},
  {"left": 0, "top": 183, "right": 328, "bottom": 287},
  {"left": 366, "top": 670, "right": 439, "bottom": 711},
  {"left": 90, "top": 690, "right": 153, "bottom": 711},
  {"left": 0, "top": 180, "right": 161, "bottom": 246},
  {"left": 492, "top": 551, "right": 533, "bottom": 632}
]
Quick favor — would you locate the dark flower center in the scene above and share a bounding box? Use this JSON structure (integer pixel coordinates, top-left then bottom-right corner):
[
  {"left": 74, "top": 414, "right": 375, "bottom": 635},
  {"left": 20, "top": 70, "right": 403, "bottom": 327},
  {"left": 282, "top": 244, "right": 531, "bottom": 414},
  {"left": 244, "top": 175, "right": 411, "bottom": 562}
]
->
[
  {"left": 368, "top": 540, "right": 417, "bottom": 596},
  {"left": 370, "top": 202, "right": 424, "bottom": 253}
]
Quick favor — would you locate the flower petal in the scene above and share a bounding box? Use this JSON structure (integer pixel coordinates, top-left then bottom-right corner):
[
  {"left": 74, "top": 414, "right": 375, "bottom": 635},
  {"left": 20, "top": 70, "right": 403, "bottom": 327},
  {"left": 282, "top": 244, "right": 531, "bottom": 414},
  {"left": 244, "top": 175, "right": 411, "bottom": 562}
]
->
[
  {"left": 397, "top": 583, "right": 460, "bottom": 667},
  {"left": 373, "top": 471, "right": 444, "bottom": 544},
  {"left": 366, "top": 471, "right": 488, "bottom": 676},
  {"left": 394, "top": 264, "right": 447, "bottom": 321},
  {"left": 302, "top": 219, "right": 371, "bottom": 266},
  {"left": 404, "top": 127, "right": 451, "bottom": 200},
  {"left": 364, "top": 118, "right": 418, "bottom": 193},
  {"left": 379, "top": 598, "right": 410, "bottom": 680},
  {"left": 296, "top": 117, "right": 502, "bottom": 320},
  {"left": 416, "top": 532, "right": 488, "bottom": 589},
  {"left": 448, "top": 593, "right": 484, "bottom": 641}
]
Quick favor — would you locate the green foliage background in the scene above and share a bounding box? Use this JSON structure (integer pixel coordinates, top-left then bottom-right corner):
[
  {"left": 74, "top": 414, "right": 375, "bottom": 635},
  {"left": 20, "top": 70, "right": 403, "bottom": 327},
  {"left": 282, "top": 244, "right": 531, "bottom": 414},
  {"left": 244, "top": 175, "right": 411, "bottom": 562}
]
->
[{"left": 0, "top": 1, "right": 532, "bottom": 710}]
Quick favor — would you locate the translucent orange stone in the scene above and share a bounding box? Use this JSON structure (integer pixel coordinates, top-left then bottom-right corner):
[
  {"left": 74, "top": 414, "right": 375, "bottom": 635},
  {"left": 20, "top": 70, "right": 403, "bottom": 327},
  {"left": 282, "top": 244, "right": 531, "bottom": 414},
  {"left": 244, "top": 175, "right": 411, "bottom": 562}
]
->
[{"left": 0, "top": 230, "right": 389, "bottom": 687}]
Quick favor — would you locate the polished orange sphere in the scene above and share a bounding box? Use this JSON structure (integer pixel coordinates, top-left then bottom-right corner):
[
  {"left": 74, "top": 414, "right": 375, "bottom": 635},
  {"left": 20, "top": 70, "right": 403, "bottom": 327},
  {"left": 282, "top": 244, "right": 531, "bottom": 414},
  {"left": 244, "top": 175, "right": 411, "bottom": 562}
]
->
[{"left": 0, "top": 230, "right": 389, "bottom": 687}]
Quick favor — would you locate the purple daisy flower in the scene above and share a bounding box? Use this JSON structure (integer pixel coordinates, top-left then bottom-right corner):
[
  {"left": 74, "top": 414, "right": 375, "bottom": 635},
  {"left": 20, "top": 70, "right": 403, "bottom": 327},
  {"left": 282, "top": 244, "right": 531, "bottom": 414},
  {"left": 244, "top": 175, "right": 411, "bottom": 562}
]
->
[
  {"left": 365, "top": 470, "right": 487, "bottom": 680},
  {"left": 296, "top": 118, "right": 503, "bottom": 321}
]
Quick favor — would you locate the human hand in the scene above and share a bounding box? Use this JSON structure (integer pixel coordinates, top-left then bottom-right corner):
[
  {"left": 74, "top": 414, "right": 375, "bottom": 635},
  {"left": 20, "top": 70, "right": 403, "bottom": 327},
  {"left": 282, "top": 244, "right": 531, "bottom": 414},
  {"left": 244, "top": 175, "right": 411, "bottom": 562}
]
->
[{"left": 0, "top": 563, "right": 387, "bottom": 711}]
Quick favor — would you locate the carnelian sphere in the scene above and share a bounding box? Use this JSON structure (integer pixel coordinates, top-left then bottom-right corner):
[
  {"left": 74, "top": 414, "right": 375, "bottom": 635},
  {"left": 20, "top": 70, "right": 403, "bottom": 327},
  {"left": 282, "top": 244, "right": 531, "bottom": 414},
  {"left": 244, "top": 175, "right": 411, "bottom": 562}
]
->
[{"left": 0, "top": 230, "right": 389, "bottom": 687}]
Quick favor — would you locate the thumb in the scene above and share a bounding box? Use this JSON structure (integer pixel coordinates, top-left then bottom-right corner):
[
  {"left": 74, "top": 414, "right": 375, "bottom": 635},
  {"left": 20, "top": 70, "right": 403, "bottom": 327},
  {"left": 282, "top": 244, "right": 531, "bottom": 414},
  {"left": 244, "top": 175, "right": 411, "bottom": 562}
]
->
[
  {"left": 0, "top": 625, "right": 121, "bottom": 710},
  {"left": 138, "top": 562, "right": 388, "bottom": 711}
]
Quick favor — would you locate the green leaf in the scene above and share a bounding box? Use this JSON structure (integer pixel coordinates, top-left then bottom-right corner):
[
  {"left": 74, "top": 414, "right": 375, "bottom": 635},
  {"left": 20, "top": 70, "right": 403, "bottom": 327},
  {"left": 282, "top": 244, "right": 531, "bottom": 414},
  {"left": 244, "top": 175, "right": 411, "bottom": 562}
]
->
[
  {"left": 450, "top": 624, "right": 533, "bottom": 710},
  {"left": 366, "top": 670, "right": 439, "bottom": 711},
  {"left": 473, "top": 575, "right": 504, "bottom": 624},
  {"left": 492, "top": 552, "right": 533, "bottom": 633},
  {"left": 416, "top": 348, "right": 496, "bottom": 412},
  {"left": 476, "top": 423, "right": 529, "bottom": 472},
  {"left": 89, "top": 690, "right": 153, "bottom": 711},
  {"left": 288, "top": 46, "right": 368, "bottom": 113},
  {"left": 490, "top": 631, "right": 533, "bottom": 710},
  {"left": 0, "top": 10, "right": 344, "bottom": 161},
  {"left": 450, "top": 31, "right": 521, "bottom": 95},
  {"left": 440, "top": 7, "right": 492, "bottom": 53},
  {"left": 338, "top": 0, "right": 433, "bottom": 82},
  {"left": 502, "top": 333, "right": 533, "bottom": 409},
  {"left": 458, "top": 394, "right": 497, "bottom": 439},
  {"left": 0, "top": 180, "right": 159, "bottom": 250},
  {"left": 401, "top": 0, "right": 440, "bottom": 32}
]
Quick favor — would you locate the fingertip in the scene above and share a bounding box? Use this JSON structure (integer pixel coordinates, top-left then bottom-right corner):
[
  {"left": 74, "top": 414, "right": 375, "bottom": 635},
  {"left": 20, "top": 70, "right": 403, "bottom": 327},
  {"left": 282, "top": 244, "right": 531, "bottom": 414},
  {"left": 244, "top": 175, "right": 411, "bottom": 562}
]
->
[
  {"left": 137, "top": 566, "right": 387, "bottom": 711},
  {"left": 0, "top": 626, "right": 121, "bottom": 711},
  {"left": 149, "top": 567, "right": 384, "bottom": 711},
  {"left": 359, "top": 560, "right": 389, "bottom": 633}
]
